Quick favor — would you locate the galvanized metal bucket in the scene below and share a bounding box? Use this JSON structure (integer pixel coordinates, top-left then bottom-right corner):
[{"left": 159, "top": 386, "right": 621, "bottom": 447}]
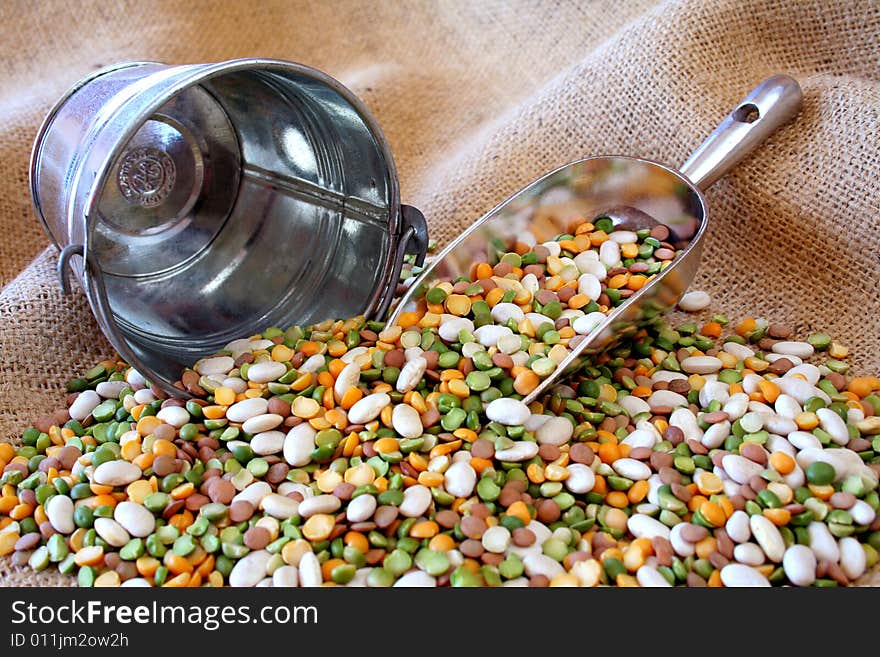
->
[{"left": 30, "top": 58, "right": 428, "bottom": 397}]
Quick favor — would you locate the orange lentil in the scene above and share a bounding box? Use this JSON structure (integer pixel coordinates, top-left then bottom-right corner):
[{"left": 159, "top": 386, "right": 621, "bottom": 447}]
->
[
  {"left": 9, "top": 503, "right": 33, "bottom": 520},
  {"left": 506, "top": 501, "right": 532, "bottom": 525},
  {"left": 627, "top": 480, "right": 649, "bottom": 504},
  {"left": 606, "top": 491, "right": 630, "bottom": 508},
  {"left": 201, "top": 405, "right": 228, "bottom": 420},
  {"left": 695, "top": 536, "right": 718, "bottom": 559},
  {"left": 736, "top": 318, "right": 756, "bottom": 337},
  {"left": 343, "top": 531, "right": 369, "bottom": 554},
  {"left": 164, "top": 553, "right": 194, "bottom": 575},
  {"left": 597, "top": 442, "right": 621, "bottom": 464},
  {"left": 429, "top": 534, "right": 456, "bottom": 552},
  {"left": 758, "top": 380, "right": 780, "bottom": 403},
  {"left": 700, "top": 322, "right": 722, "bottom": 338},
  {"left": 409, "top": 521, "right": 439, "bottom": 538},
  {"left": 769, "top": 451, "right": 796, "bottom": 474}
]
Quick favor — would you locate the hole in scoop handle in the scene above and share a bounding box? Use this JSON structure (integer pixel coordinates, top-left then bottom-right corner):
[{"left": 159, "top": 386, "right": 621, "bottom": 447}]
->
[{"left": 680, "top": 75, "right": 803, "bottom": 191}]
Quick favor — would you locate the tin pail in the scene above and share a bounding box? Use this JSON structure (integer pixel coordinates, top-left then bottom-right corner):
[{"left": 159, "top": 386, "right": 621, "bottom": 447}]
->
[{"left": 30, "top": 58, "right": 428, "bottom": 397}]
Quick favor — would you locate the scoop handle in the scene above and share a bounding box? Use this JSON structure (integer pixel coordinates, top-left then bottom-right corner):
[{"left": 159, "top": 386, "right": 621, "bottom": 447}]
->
[{"left": 680, "top": 75, "right": 803, "bottom": 190}]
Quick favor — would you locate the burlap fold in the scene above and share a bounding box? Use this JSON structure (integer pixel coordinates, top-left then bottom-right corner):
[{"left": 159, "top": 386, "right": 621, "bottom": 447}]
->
[{"left": 1, "top": 0, "right": 878, "bottom": 586}]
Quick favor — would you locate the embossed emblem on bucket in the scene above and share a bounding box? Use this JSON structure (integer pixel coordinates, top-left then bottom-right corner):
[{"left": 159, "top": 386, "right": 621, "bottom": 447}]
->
[{"left": 117, "top": 146, "right": 175, "bottom": 207}]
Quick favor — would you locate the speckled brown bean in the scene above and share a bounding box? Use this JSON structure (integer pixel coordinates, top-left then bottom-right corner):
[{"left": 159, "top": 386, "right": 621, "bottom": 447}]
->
[
  {"left": 739, "top": 485, "right": 757, "bottom": 501},
  {"left": 668, "top": 379, "right": 690, "bottom": 395},
  {"left": 491, "top": 353, "right": 514, "bottom": 369},
  {"left": 399, "top": 461, "right": 419, "bottom": 479},
  {"left": 364, "top": 549, "right": 385, "bottom": 565},
  {"left": 181, "top": 493, "right": 207, "bottom": 512},
  {"left": 14, "top": 533, "right": 41, "bottom": 551},
  {"left": 361, "top": 442, "right": 377, "bottom": 458},
  {"left": 153, "top": 423, "right": 176, "bottom": 441},
  {"left": 702, "top": 411, "right": 729, "bottom": 424},
  {"left": 663, "top": 426, "right": 684, "bottom": 445},
  {"left": 748, "top": 475, "right": 767, "bottom": 491},
  {"left": 708, "top": 551, "right": 729, "bottom": 569},
  {"left": 104, "top": 552, "right": 121, "bottom": 570},
  {"left": 228, "top": 501, "right": 255, "bottom": 523},
  {"left": 152, "top": 455, "right": 177, "bottom": 477},
  {"left": 37, "top": 457, "right": 59, "bottom": 473},
  {"left": 766, "top": 358, "right": 793, "bottom": 375},
  {"left": 659, "top": 467, "right": 683, "bottom": 485},
  {"left": 538, "top": 444, "right": 561, "bottom": 462},
  {"left": 498, "top": 486, "right": 522, "bottom": 508},
  {"left": 332, "top": 482, "right": 355, "bottom": 501},
  {"left": 671, "top": 483, "right": 693, "bottom": 503},
  {"left": 162, "top": 500, "right": 185, "bottom": 519},
  {"left": 592, "top": 533, "right": 617, "bottom": 557},
  {"left": 555, "top": 286, "right": 574, "bottom": 303},
  {"left": 383, "top": 349, "right": 405, "bottom": 369},
  {"left": 599, "top": 417, "right": 618, "bottom": 433},
  {"left": 469, "top": 503, "right": 491, "bottom": 519},
  {"left": 19, "top": 490, "right": 36, "bottom": 508},
  {"left": 569, "top": 443, "right": 595, "bottom": 465},
  {"left": 4, "top": 462, "right": 28, "bottom": 479},
  {"left": 629, "top": 447, "right": 653, "bottom": 461},
  {"left": 266, "top": 463, "right": 290, "bottom": 485},
  {"left": 115, "top": 561, "right": 138, "bottom": 582},
  {"left": 848, "top": 438, "right": 872, "bottom": 452},
  {"left": 679, "top": 524, "right": 709, "bottom": 543},
  {"left": 284, "top": 416, "right": 304, "bottom": 428},
  {"left": 826, "top": 561, "right": 849, "bottom": 586},
  {"left": 511, "top": 527, "right": 536, "bottom": 547},
  {"left": 493, "top": 262, "right": 513, "bottom": 277},
  {"left": 243, "top": 526, "right": 271, "bottom": 550},
  {"left": 350, "top": 522, "right": 376, "bottom": 533},
  {"left": 829, "top": 492, "right": 856, "bottom": 509},
  {"left": 267, "top": 398, "right": 291, "bottom": 417},
  {"left": 715, "top": 528, "right": 734, "bottom": 558},
  {"left": 460, "top": 515, "right": 487, "bottom": 539},
  {"left": 741, "top": 443, "right": 767, "bottom": 465},
  {"left": 823, "top": 372, "right": 847, "bottom": 392},
  {"left": 565, "top": 551, "right": 591, "bottom": 569},
  {"left": 470, "top": 439, "right": 495, "bottom": 460},
  {"left": 373, "top": 506, "right": 398, "bottom": 529},
  {"left": 481, "top": 552, "right": 504, "bottom": 567},
  {"left": 710, "top": 452, "right": 728, "bottom": 469},
  {"left": 196, "top": 436, "right": 220, "bottom": 451},
  {"left": 649, "top": 451, "right": 674, "bottom": 470},
  {"left": 56, "top": 446, "right": 81, "bottom": 470},
  {"left": 39, "top": 522, "right": 56, "bottom": 540},
  {"left": 434, "top": 510, "right": 460, "bottom": 529},
  {"left": 651, "top": 537, "right": 674, "bottom": 567},
  {"left": 687, "top": 439, "right": 708, "bottom": 456},
  {"left": 459, "top": 539, "right": 484, "bottom": 558},
  {"left": 529, "top": 575, "right": 550, "bottom": 587},
  {"left": 686, "top": 571, "right": 707, "bottom": 587},
  {"left": 209, "top": 479, "right": 236, "bottom": 504},
  {"left": 729, "top": 495, "right": 746, "bottom": 510},
  {"left": 536, "top": 499, "right": 561, "bottom": 524},
  {"left": 767, "top": 323, "right": 792, "bottom": 339}
]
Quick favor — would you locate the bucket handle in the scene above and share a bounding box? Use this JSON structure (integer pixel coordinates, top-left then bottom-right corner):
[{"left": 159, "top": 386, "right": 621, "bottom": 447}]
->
[
  {"left": 374, "top": 204, "right": 428, "bottom": 320},
  {"left": 57, "top": 243, "right": 192, "bottom": 399}
]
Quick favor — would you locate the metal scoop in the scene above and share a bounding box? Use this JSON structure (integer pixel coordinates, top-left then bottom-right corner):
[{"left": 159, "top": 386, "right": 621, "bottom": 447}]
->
[{"left": 388, "top": 75, "right": 803, "bottom": 404}]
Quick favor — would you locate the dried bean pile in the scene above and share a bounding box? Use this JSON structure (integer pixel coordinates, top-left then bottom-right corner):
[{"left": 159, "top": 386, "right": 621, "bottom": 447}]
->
[{"left": 1, "top": 215, "right": 879, "bottom": 587}]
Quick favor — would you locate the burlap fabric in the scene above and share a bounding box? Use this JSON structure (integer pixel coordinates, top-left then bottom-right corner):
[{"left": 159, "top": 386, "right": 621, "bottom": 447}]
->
[{"left": 1, "top": 0, "right": 878, "bottom": 586}]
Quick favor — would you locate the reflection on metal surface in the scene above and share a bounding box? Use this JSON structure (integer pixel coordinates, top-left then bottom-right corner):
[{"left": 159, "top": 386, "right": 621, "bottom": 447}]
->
[
  {"left": 389, "top": 155, "right": 707, "bottom": 403},
  {"left": 31, "top": 59, "right": 427, "bottom": 396}
]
